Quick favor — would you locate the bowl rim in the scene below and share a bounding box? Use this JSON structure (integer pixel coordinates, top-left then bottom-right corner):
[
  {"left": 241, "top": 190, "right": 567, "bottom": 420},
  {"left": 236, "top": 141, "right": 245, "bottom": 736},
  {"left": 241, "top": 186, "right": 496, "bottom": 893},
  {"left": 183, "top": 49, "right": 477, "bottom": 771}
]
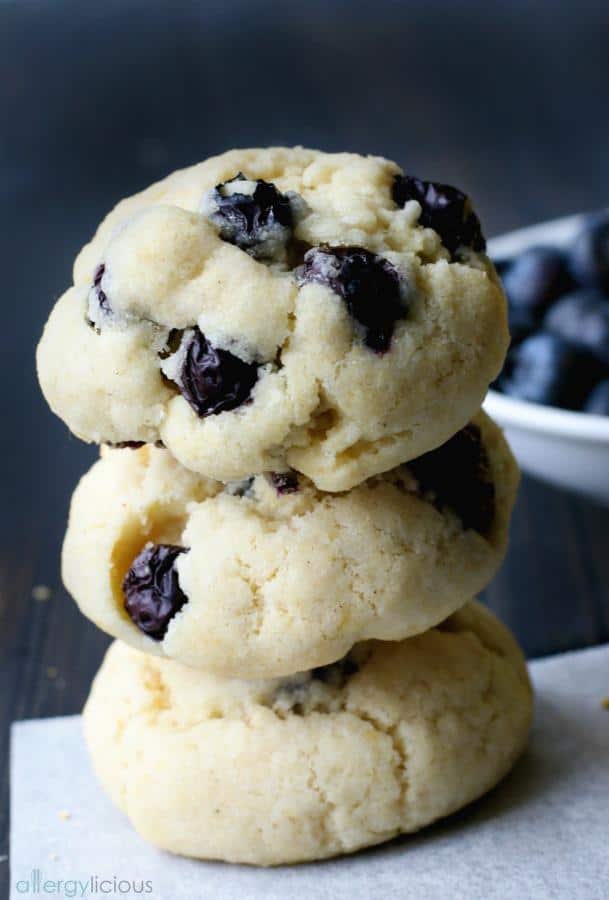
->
[
  {"left": 485, "top": 210, "right": 609, "bottom": 444},
  {"left": 484, "top": 389, "right": 609, "bottom": 442},
  {"left": 488, "top": 209, "right": 600, "bottom": 257}
]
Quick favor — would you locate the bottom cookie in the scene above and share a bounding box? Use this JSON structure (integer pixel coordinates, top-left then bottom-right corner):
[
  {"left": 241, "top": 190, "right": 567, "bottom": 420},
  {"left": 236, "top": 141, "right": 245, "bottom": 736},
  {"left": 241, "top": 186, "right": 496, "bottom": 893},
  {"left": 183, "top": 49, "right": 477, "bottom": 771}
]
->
[{"left": 83, "top": 601, "right": 532, "bottom": 866}]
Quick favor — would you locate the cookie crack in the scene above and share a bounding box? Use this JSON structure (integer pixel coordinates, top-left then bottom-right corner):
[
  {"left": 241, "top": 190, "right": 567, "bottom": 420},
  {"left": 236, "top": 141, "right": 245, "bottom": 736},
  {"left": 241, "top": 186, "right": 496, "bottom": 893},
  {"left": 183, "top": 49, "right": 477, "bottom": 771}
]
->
[
  {"left": 305, "top": 754, "right": 344, "bottom": 853},
  {"left": 350, "top": 709, "right": 409, "bottom": 822},
  {"left": 232, "top": 554, "right": 268, "bottom": 638}
]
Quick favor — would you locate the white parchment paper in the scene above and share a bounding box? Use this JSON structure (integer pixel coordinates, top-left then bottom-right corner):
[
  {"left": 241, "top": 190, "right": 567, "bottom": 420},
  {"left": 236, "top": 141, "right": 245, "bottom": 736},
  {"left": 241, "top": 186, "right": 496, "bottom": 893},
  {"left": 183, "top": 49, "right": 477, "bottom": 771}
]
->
[{"left": 10, "top": 644, "right": 609, "bottom": 899}]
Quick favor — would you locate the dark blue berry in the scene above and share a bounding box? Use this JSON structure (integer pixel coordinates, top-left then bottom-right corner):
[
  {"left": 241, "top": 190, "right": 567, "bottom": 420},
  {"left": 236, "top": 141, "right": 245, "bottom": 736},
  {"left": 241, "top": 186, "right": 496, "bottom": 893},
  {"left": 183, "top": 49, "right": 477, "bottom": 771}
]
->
[
  {"left": 226, "top": 476, "right": 255, "bottom": 498},
  {"left": 492, "top": 258, "right": 511, "bottom": 277},
  {"left": 299, "top": 245, "right": 407, "bottom": 353},
  {"left": 178, "top": 327, "right": 259, "bottom": 418},
  {"left": 205, "top": 173, "right": 294, "bottom": 259},
  {"left": 87, "top": 263, "right": 112, "bottom": 328},
  {"left": 123, "top": 544, "right": 188, "bottom": 640},
  {"left": 544, "top": 289, "right": 609, "bottom": 367},
  {"left": 93, "top": 264, "right": 110, "bottom": 311},
  {"left": 584, "top": 380, "right": 609, "bottom": 416},
  {"left": 106, "top": 440, "right": 166, "bottom": 450},
  {"left": 507, "top": 305, "right": 537, "bottom": 345},
  {"left": 269, "top": 471, "right": 299, "bottom": 494},
  {"left": 568, "top": 215, "right": 609, "bottom": 294},
  {"left": 407, "top": 424, "right": 494, "bottom": 536},
  {"left": 393, "top": 174, "right": 485, "bottom": 256},
  {"left": 501, "top": 246, "right": 572, "bottom": 327},
  {"left": 500, "top": 332, "right": 602, "bottom": 410}
]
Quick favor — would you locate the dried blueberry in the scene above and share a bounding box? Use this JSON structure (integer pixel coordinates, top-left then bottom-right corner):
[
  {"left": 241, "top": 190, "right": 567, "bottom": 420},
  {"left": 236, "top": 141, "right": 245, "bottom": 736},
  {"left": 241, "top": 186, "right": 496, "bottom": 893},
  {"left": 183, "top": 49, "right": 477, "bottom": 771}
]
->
[
  {"left": 299, "top": 245, "right": 407, "bottom": 353},
  {"left": 568, "top": 214, "right": 609, "bottom": 294},
  {"left": 393, "top": 174, "right": 485, "bottom": 256},
  {"left": 501, "top": 246, "right": 572, "bottom": 327},
  {"left": 107, "top": 440, "right": 146, "bottom": 450},
  {"left": 86, "top": 263, "right": 112, "bottom": 328},
  {"left": 269, "top": 471, "right": 299, "bottom": 494},
  {"left": 584, "top": 379, "right": 609, "bottom": 416},
  {"left": 106, "top": 440, "right": 165, "bottom": 450},
  {"left": 123, "top": 543, "right": 188, "bottom": 640},
  {"left": 225, "top": 476, "right": 256, "bottom": 498},
  {"left": 176, "top": 327, "right": 259, "bottom": 418},
  {"left": 407, "top": 424, "right": 495, "bottom": 536},
  {"left": 544, "top": 289, "right": 609, "bottom": 367},
  {"left": 203, "top": 173, "right": 294, "bottom": 260},
  {"left": 500, "top": 332, "right": 603, "bottom": 411},
  {"left": 92, "top": 264, "right": 110, "bottom": 310},
  {"left": 273, "top": 652, "right": 364, "bottom": 712}
]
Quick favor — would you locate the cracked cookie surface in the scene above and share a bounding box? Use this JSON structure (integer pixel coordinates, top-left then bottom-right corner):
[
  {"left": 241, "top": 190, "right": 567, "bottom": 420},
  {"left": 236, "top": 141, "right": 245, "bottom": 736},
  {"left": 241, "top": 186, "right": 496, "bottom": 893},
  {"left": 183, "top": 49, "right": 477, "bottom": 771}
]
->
[
  {"left": 83, "top": 601, "right": 532, "bottom": 866},
  {"left": 62, "top": 412, "right": 518, "bottom": 678},
  {"left": 37, "top": 147, "right": 508, "bottom": 490}
]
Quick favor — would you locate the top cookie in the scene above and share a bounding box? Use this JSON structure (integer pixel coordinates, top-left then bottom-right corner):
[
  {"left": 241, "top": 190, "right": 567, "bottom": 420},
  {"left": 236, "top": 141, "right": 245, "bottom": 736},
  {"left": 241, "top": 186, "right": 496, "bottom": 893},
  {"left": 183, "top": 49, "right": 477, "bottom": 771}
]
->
[{"left": 37, "top": 147, "right": 508, "bottom": 490}]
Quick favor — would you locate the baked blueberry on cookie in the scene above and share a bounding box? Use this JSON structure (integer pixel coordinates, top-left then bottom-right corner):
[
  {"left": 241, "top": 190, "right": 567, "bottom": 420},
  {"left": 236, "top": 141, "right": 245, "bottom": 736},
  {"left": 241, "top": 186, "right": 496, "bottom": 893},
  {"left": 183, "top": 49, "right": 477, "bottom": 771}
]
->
[
  {"left": 83, "top": 601, "right": 532, "bottom": 866},
  {"left": 392, "top": 174, "right": 486, "bottom": 257},
  {"left": 62, "top": 411, "right": 518, "bottom": 678},
  {"left": 37, "top": 147, "right": 508, "bottom": 490}
]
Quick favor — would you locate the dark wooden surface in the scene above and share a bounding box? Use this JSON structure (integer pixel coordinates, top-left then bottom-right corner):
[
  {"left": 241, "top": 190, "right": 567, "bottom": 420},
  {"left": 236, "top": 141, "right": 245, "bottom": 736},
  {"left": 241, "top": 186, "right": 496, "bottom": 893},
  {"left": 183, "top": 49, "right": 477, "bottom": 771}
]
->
[{"left": 2, "top": 0, "right": 609, "bottom": 894}]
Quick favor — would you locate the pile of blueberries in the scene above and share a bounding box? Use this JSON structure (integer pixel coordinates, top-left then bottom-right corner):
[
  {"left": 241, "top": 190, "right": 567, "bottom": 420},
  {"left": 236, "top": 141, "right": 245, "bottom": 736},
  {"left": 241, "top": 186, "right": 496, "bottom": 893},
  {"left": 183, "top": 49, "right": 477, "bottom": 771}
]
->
[{"left": 493, "top": 213, "right": 609, "bottom": 415}]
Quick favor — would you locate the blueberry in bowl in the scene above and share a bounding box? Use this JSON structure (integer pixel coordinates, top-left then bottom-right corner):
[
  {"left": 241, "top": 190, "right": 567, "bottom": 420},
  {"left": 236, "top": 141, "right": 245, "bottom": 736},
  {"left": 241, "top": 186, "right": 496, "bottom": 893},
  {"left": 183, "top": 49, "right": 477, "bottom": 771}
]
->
[
  {"left": 494, "top": 214, "right": 609, "bottom": 415},
  {"left": 498, "top": 332, "right": 604, "bottom": 410},
  {"left": 501, "top": 245, "right": 573, "bottom": 338},
  {"left": 544, "top": 289, "right": 609, "bottom": 367},
  {"left": 494, "top": 243, "right": 573, "bottom": 345},
  {"left": 567, "top": 213, "right": 609, "bottom": 294},
  {"left": 584, "top": 379, "right": 609, "bottom": 416},
  {"left": 484, "top": 211, "right": 609, "bottom": 503}
]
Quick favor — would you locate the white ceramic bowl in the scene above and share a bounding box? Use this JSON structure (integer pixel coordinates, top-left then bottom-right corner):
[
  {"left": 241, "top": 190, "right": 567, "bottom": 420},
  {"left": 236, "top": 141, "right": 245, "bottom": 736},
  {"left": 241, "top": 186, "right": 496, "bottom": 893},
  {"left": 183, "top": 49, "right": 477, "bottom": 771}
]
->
[{"left": 484, "top": 212, "right": 609, "bottom": 504}]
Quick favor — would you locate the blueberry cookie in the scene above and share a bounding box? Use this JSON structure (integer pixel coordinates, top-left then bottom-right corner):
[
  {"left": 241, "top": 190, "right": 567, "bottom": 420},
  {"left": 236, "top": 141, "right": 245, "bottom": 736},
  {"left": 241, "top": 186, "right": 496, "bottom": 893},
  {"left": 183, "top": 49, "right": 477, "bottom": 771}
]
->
[
  {"left": 83, "top": 601, "right": 532, "bottom": 866},
  {"left": 63, "top": 411, "right": 518, "bottom": 678},
  {"left": 37, "top": 147, "right": 508, "bottom": 490}
]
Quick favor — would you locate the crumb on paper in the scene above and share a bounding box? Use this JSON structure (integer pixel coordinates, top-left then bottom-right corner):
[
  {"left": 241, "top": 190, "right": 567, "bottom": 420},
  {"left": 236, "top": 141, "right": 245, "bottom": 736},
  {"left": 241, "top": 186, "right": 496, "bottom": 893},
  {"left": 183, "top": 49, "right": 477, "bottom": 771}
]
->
[
  {"left": 602, "top": 697, "right": 609, "bottom": 710},
  {"left": 32, "top": 585, "right": 52, "bottom": 601},
  {"left": 58, "top": 810, "right": 71, "bottom": 821},
  {"left": 49, "top": 853, "right": 59, "bottom": 861},
  {"left": 46, "top": 666, "right": 58, "bottom": 680}
]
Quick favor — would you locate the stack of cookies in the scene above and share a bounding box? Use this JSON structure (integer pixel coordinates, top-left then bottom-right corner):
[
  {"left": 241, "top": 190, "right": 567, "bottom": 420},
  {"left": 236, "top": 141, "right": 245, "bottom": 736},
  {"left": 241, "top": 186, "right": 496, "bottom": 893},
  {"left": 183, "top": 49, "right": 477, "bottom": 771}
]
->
[{"left": 37, "top": 147, "right": 532, "bottom": 866}]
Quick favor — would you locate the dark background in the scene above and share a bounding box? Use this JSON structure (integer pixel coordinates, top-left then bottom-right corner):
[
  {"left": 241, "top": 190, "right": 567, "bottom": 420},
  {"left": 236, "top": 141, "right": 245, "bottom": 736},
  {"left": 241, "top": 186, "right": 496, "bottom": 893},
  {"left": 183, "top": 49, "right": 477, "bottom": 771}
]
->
[{"left": 2, "top": 0, "right": 609, "bottom": 891}]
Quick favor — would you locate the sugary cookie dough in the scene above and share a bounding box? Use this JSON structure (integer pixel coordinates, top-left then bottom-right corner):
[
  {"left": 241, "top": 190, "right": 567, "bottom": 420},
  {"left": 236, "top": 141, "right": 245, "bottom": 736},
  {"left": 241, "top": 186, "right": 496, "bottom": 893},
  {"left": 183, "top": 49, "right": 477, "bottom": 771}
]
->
[
  {"left": 63, "top": 411, "right": 518, "bottom": 678},
  {"left": 83, "top": 601, "right": 532, "bottom": 866},
  {"left": 37, "top": 147, "right": 508, "bottom": 490}
]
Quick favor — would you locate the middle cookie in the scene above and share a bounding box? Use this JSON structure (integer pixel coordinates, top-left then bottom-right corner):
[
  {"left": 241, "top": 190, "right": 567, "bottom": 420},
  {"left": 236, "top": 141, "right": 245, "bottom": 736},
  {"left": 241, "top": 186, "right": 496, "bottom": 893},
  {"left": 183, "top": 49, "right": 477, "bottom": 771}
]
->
[{"left": 62, "top": 411, "right": 518, "bottom": 678}]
